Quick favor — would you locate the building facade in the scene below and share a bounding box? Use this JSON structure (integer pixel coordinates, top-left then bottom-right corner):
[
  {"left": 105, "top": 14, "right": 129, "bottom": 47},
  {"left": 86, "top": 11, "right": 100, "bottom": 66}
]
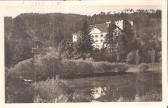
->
[{"left": 72, "top": 19, "right": 133, "bottom": 49}]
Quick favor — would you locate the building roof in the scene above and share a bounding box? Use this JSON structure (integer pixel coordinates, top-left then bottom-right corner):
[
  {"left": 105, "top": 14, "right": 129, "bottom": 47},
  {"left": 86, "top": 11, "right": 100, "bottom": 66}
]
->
[
  {"left": 73, "top": 20, "right": 132, "bottom": 35},
  {"left": 90, "top": 23, "right": 109, "bottom": 33},
  {"left": 90, "top": 20, "right": 124, "bottom": 33},
  {"left": 73, "top": 31, "right": 82, "bottom": 36}
]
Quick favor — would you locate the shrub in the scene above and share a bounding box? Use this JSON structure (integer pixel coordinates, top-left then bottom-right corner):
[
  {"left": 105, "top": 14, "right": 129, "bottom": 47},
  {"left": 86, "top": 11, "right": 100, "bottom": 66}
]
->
[
  {"left": 62, "top": 60, "right": 94, "bottom": 76},
  {"left": 74, "top": 60, "right": 94, "bottom": 74},
  {"left": 126, "top": 51, "right": 136, "bottom": 64},
  {"left": 61, "top": 60, "right": 78, "bottom": 76},
  {"left": 9, "top": 58, "right": 34, "bottom": 79},
  {"left": 8, "top": 54, "right": 130, "bottom": 80},
  {"left": 8, "top": 55, "right": 63, "bottom": 81},
  {"left": 115, "top": 63, "right": 129, "bottom": 72},
  {"left": 138, "top": 63, "right": 149, "bottom": 72},
  {"left": 91, "top": 61, "right": 116, "bottom": 73},
  {"left": 63, "top": 60, "right": 129, "bottom": 74},
  {"left": 92, "top": 51, "right": 118, "bottom": 62},
  {"left": 36, "top": 55, "right": 63, "bottom": 80}
]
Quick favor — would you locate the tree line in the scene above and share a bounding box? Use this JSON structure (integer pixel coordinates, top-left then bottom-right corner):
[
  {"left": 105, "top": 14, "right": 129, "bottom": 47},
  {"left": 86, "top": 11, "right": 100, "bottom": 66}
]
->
[{"left": 5, "top": 9, "right": 161, "bottom": 67}]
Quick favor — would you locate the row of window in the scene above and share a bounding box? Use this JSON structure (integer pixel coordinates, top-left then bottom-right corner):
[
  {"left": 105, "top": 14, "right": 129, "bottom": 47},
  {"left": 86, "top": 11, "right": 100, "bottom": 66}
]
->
[
  {"left": 92, "top": 32, "right": 121, "bottom": 38},
  {"left": 92, "top": 34, "right": 104, "bottom": 38},
  {"left": 94, "top": 39, "right": 104, "bottom": 42},
  {"left": 113, "top": 31, "right": 121, "bottom": 36}
]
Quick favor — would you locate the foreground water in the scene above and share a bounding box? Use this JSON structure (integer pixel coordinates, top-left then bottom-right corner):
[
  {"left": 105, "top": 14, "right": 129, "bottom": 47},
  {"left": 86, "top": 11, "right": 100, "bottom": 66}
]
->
[{"left": 64, "top": 72, "right": 161, "bottom": 102}]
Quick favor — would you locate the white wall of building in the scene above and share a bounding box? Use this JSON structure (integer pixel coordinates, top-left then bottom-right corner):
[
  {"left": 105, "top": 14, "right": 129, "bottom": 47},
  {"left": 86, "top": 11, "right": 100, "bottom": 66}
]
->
[
  {"left": 90, "top": 28, "right": 107, "bottom": 49},
  {"left": 72, "top": 33, "right": 78, "bottom": 42},
  {"left": 72, "top": 20, "right": 133, "bottom": 50}
]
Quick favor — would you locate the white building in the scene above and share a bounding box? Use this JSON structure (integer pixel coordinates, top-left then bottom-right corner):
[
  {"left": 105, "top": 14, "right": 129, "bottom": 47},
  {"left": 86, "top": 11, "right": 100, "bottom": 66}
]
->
[
  {"left": 89, "top": 22, "right": 108, "bottom": 49},
  {"left": 72, "top": 19, "right": 133, "bottom": 49}
]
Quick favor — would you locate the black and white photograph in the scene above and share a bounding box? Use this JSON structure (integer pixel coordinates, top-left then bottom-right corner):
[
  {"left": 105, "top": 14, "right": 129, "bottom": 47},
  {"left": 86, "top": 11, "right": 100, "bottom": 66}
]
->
[{"left": 4, "top": 1, "right": 163, "bottom": 103}]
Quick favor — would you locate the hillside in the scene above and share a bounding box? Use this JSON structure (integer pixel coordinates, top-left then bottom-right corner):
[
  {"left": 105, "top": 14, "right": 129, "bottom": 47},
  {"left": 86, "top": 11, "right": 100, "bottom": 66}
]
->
[
  {"left": 5, "top": 10, "right": 161, "bottom": 44},
  {"left": 4, "top": 10, "right": 161, "bottom": 66}
]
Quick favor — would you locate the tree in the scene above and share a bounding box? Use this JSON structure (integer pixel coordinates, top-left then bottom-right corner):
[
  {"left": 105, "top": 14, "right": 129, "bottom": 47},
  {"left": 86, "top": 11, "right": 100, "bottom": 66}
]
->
[
  {"left": 120, "top": 20, "right": 138, "bottom": 60},
  {"left": 76, "top": 20, "right": 93, "bottom": 59},
  {"left": 5, "top": 37, "right": 12, "bottom": 67},
  {"left": 105, "top": 21, "right": 118, "bottom": 62},
  {"left": 11, "top": 16, "right": 33, "bottom": 63},
  {"left": 57, "top": 40, "right": 74, "bottom": 59},
  {"left": 12, "top": 16, "right": 28, "bottom": 39},
  {"left": 50, "top": 16, "right": 65, "bottom": 48}
]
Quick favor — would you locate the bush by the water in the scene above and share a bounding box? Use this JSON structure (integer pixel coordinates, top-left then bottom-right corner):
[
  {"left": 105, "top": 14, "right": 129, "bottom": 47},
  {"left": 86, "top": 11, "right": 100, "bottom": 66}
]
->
[
  {"left": 138, "top": 63, "right": 149, "bottom": 72},
  {"left": 7, "top": 55, "right": 129, "bottom": 81},
  {"left": 62, "top": 60, "right": 129, "bottom": 75},
  {"left": 91, "top": 62, "right": 129, "bottom": 73},
  {"left": 114, "top": 63, "right": 129, "bottom": 72},
  {"left": 62, "top": 60, "right": 94, "bottom": 76},
  {"left": 8, "top": 55, "right": 63, "bottom": 81}
]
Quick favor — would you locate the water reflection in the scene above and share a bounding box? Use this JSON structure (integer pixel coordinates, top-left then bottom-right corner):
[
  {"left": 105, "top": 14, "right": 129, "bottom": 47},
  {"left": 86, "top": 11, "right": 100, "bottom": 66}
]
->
[
  {"left": 72, "top": 85, "right": 136, "bottom": 102},
  {"left": 69, "top": 72, "right": 161, "bottom": 102},
  {"left": 91, "top": 87, "right": 106, "bottom": 99},
  {"left": 71, "top": 85, "right": 160, "bottom": 102},
  {"left": 90, "top": 86, "right": 123, "bottom": 102}
]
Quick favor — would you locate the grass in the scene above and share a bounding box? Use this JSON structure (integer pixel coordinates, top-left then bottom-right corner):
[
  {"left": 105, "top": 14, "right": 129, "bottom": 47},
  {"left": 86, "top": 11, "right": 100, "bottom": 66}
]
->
[{"left": 8, "top": 55, "right": 129, "bottom": 81}]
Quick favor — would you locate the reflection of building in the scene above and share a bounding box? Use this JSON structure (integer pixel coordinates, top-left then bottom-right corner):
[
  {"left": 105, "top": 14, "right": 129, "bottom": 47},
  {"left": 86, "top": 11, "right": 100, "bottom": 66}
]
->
[{"left": 72, "top": 19, "right": 133, "bottom": 49}]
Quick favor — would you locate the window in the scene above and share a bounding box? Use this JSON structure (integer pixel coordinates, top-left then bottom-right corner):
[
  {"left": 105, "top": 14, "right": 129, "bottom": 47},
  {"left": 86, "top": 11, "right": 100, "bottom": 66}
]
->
[
  {"left": 95, "top": 35, "right": 98, "bottom": 37},
  {"left": 95, "top": 40, "right": 98, "bottom": 42},
  {"left": 101, "top": 40, "right": 103, "bottom": 42},
  {"left": 101, "top": 34, "right": 103, "bottom": 37},
  {"left": 96, "top": 45, "right": 99, "bottom": 48},
  {"left": 113, "top": 32, "right": 117, "bottom": 36}
]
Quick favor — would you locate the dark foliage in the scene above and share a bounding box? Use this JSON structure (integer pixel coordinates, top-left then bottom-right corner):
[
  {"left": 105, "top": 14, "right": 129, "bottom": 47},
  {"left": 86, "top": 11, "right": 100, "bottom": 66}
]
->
[{"left": 4, "top": 9, "right": 161, "bottom": 66}]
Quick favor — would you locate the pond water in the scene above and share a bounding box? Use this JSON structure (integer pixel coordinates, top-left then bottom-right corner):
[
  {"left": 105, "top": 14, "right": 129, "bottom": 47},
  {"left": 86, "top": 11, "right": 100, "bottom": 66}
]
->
[{"left": 65, "top": 72, "right": 162, "bottom": 102}]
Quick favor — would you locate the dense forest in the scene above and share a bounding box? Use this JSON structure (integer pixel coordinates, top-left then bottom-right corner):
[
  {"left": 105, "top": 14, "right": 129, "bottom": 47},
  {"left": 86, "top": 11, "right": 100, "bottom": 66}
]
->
[{"left": 5, "top": 9, "right": 161, "bottom": 67}]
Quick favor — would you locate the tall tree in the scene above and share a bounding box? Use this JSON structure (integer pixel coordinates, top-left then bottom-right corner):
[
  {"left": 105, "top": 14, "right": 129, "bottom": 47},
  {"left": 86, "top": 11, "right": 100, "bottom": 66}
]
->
[
  {"left": 77, "top": 20, "right": 93, "bottom": 59},
  {"left": 50, "top": 15, "right": 65, "bottom": 48},
  {"left": 105, "top": 22, "right": 118, "bottom": 61},
  {"left": 11, "top": 16, "right": 33, "bottom": 63},
  {"left": 122, "top": 20, "right": 138, "bottom": 57},
  {"left": 5, "top": 37, "right": 12, "bottom": 67}
]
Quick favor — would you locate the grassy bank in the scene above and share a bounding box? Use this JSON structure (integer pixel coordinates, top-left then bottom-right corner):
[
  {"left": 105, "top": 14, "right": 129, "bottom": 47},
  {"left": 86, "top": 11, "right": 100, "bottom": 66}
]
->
[{"left": 7, "top": 55, "right": 129, "bottom": 81}]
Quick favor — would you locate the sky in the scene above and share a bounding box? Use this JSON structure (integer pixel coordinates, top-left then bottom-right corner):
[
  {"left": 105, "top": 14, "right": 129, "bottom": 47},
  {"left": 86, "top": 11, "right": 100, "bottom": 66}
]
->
[{"left": 0, "top": 0, "right": 162, "bottom": 17}]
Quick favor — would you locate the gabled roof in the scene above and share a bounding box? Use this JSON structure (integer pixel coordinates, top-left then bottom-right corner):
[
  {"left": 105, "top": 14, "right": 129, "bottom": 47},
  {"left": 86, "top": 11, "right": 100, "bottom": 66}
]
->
[
  {"left": 73, "top": 20, "right": 131, "bottom": 35},
  {"left": 90, "top": 21, "right": 124, "bottom": 33},
  {"left": 90, "top": 23, "right": 108, "bottom": 33},
  {"left": 73, "top": 31, "right": 82, "bottom": 36}
]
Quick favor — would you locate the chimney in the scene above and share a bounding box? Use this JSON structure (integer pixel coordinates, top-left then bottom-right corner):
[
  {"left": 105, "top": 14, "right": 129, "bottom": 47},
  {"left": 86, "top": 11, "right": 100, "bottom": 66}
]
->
[{"left": 106, "top": 21, "right": 111, "bottom": 27}]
